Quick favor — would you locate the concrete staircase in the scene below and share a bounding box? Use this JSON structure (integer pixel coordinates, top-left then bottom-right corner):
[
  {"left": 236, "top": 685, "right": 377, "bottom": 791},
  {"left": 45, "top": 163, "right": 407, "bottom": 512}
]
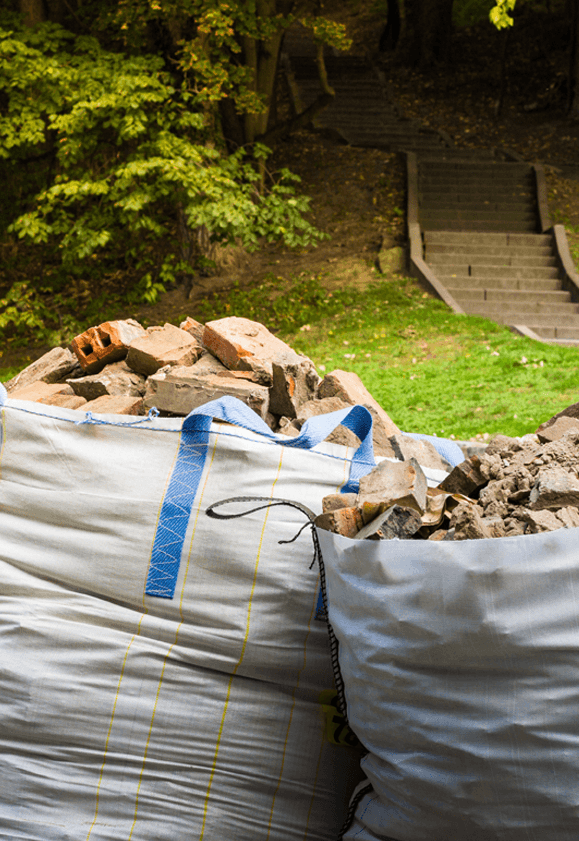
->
[
  {"left": 283, "top": 27, "right": 579, "bottom": 344},
  {"left": 423, "top": 231, "right": 579, "bottom": 340}
]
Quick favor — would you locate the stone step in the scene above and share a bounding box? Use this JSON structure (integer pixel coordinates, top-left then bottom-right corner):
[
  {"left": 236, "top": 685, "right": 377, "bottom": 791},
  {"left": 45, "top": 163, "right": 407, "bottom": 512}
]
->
[
  {"left": 444, "top": 276, "right": 563, "bottom": 291},
  {"left": 420, "top": 187, "right": 535, "bottom": 199},
  {"left": 424, "top": 243, "right": 552, "bottom": 257},
  {"left": 422, "top": 231, "right": 552, "bottom": 246},
  {"left": 420, "top": 161, "right": 531, "bottom": 174},
  {"left": 533, "top": 327, "right": 579, "bottom": 340},
  {"left": 421, "top": 207, "right": 536, "bottom": 219},
  {"left": 462, "top": 307, "right": 579, "bottom": 327},
  {"left": 448, "top": 288, "right": 572, "bottom": 307},
  {"left": 423, "top": 222, "right": 538, "bottom": 233},
  {"left": 438, "top": 264, "right": 559, "bottom": 281},
  {"left": 420, "top": 177, "right": 534, "bottom": 191},
  {"left": 434, "top": 265, "right": 559, "bottom": 280},
  {"left": 421, "top": 200, "right": 536, "bottom": 213},
  {"left": 426, "top": 252, "right": 556, "bottom": 267}
]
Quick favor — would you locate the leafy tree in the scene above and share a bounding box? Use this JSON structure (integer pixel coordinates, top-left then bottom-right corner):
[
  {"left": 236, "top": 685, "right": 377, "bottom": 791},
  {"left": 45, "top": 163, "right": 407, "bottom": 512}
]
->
[{"left": 0, "top": 3, "right": 349, "bottom": 340}]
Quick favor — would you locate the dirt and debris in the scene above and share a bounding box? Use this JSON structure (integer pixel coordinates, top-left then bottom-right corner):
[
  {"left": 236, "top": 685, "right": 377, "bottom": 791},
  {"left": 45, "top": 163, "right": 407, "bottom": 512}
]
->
[{"left": 317, "top": 414, "right": 579, "bottom": 541}]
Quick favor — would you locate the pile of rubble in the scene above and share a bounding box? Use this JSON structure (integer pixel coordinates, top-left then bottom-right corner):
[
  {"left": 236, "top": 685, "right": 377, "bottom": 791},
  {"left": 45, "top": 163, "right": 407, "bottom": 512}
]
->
[
  {"left": 8, "top": 313, "right": 579, "bottom": 541},
  {"left": 3, "top": 315, "right": 448, "bottom": 471},
  {"left": 315, "top": 414, "right": 579, "bottom": 541}
]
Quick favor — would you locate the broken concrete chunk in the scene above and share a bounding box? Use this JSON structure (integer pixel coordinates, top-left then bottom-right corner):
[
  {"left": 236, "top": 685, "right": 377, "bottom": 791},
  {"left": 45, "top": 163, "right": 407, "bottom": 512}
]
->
[
  {"left": 143, "top": 366, "right": 269, "bottom": 419},
  {"left": 388, "top": 433, "right": 447, "bottom": 472},
  {"left": 322, "top": 493, "right": 359, "bottom": 513},
  {"left": 203, "top": 317, "right": 295, "bottom": 384},
  {"left": 354, "top": 505, "right": 422, "bottom": 541},
  {"left": 357, "top": 457, "right": 427, "bottom": 517},
  {"left": 81, "top": 394, "right": 144, "bottom": 415},
  {"left": 189, "top": 352, "right": 230, "bottom": 375},
  {"left": 269, "top": 353, "right": 321, "bottom": 418},
  {"left": 439, "top": 455, "right": 487, "bottom": 497},
  {"left": 277, "top": 416, "right": 301, "bottom": 437},
  {"left": 9, "top": 381, "right": 74, "bottom": 403},
  {"left": 67, "top": 361, "right": 146, "bottom": 401},
  {"left": 4, "top": 347, "right": 80, "bottom": 393},
  {"left": 314, "top": 507, "right": 364, "bottom": 539},
  {"left": 318, "top": 369, "right": 400, "bottom": 432},
  {"left": 296, "top": 396, "right": 365, "bottom": 450},
  {"left": 40, "top": 393, "right": 87, "bottom": 410},
  {"left": 517, "top": 508, "right": 562, "bottom": 534},
  {"left": 529, "top": 466, "right": 579, "bottom": 511},
  {"left": 537, "top": 401, "right": 579, "bottom": 434},
  {"left": 449, "top": 502, "right": 493, "bottom": 541},
  {"left": 537, "top": 416, "right": 579, "bottom": 444},
  {"left": 317, "top": 369, "right": 400, "bottom": 456},
  {"left": 72, "top": 319, "right": 146, "bottom": 374},
  {"left": 126, "top": 323, "right": 203, "bottom": 376}
]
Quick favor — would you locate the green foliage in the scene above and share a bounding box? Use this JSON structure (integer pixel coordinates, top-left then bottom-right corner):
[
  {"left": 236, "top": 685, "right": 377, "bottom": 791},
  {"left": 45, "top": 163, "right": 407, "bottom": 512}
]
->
[
  {"left": 489, "top": 0, "right": 516, "bottom": 29},
  {"left": 0, "top": 11, "right": 333, "bottom": 343}
]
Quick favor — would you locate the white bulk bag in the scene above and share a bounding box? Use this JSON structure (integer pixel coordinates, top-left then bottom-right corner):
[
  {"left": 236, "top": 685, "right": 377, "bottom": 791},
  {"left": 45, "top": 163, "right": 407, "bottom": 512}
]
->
[
  {"left": 318, "top": 526, "right": 579, "bottom": 841},
  {"left": 0, "top": 390, "right": 381, "bottom": 841}
]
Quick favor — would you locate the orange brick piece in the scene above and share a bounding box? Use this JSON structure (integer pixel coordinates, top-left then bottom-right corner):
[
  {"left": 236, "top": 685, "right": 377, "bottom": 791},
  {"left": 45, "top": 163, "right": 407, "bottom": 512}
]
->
[
  {"left": 203, "top": 317, "right": 295, "bottom": 383},
  {"left": 72, "top": 319, "right": 146, "bottom": 374},
  {"left": 179, "top": 316, "right": 205, "bottom": 344}
]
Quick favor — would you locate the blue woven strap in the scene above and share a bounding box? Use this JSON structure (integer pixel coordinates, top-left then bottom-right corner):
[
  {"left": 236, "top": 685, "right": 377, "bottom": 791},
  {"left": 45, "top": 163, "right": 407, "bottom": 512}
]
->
[
  {"left": 146, "top": 396, "right": 375, "bottom": 599},
  {"left": 145, "top": 413, "right": 213, "bottom": 598}
]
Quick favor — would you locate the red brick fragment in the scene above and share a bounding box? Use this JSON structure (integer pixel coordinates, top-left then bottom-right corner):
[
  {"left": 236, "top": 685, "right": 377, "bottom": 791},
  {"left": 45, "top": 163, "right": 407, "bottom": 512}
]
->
[{"left": 71, "top": 319, "right": 146, "bottom": 374}]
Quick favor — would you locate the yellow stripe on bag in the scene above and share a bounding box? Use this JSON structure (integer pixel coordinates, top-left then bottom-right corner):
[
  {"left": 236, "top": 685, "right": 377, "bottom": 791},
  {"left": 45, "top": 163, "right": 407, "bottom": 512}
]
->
[
  {"left": 86, "top": 431, "right": 183, "bottom": 841},
  {"left": 198, "top": 449, "right": 285, "bottom": 841},
  {"left": 265, "top": 568, "right": 321, "bottom": 840},
  {"left": 126, "top": 433, "right": 221, "bottom": 841}
]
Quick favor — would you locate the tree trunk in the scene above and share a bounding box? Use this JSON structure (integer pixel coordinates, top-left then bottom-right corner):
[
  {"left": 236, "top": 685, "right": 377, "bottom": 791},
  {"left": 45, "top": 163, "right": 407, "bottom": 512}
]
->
[
  {"left": 397, "top": 0, "right": 454, "bottom": 68},
  {"left": 18, "top": 0, "right": 46, "bottom": 26},
  {"left": 568, "top": 0, "right": 579, "bottom": 118}
]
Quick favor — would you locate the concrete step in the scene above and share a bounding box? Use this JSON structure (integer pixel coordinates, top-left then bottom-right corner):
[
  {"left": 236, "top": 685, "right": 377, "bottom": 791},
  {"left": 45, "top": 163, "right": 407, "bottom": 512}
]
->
[
  {"left": 420, "top": 188, "right": 535, "bottom": 199},
  {"left": 421, "top": 200, "right": 536, "bottom": 213},
  {"left": 424, "top": 222, "right": 539, "bottom": 233},
  {"left": 434, "top": 265, "right": 559, "bottom": 279},
  {"left": 426, "top": 253, "right": 556, "bottom": 268},
  {"left": 420, "top": 161, "right": 531, "bottom": 174},
  {"left": 425, "top": 245, "right": 552, "bottom": 258},
  {"left": 438, "top": 265, "right": 559, "bottom": 281},
  {"left": 449, "top": 289, "right": 573, "bottom": 309},
  {"left": 420, "top": 218, "right": 538, "bottom": 233},
  {"left": 422, "top": 232, "right": 552, "bottom": 246},
  {"left": 444, "top": 276, "right": 563, "bottom": 291},
  {"left": 420, "top": 178, "right": 534, "bottom": 192},
  {"left": 462, "top": 307, "right": 579, "bottom": 327},
  {"left": 447, "top": 288, "right": 569, "bottom": 303},
  {"left": 533, "top": 327, "right": 579, "bottom": 340}
]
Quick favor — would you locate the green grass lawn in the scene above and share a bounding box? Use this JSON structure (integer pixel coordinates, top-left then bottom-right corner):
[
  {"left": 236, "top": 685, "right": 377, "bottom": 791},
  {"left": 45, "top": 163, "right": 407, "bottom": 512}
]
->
[{"left": 197, "top": 271, "right": 579, "bottom": 440}]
